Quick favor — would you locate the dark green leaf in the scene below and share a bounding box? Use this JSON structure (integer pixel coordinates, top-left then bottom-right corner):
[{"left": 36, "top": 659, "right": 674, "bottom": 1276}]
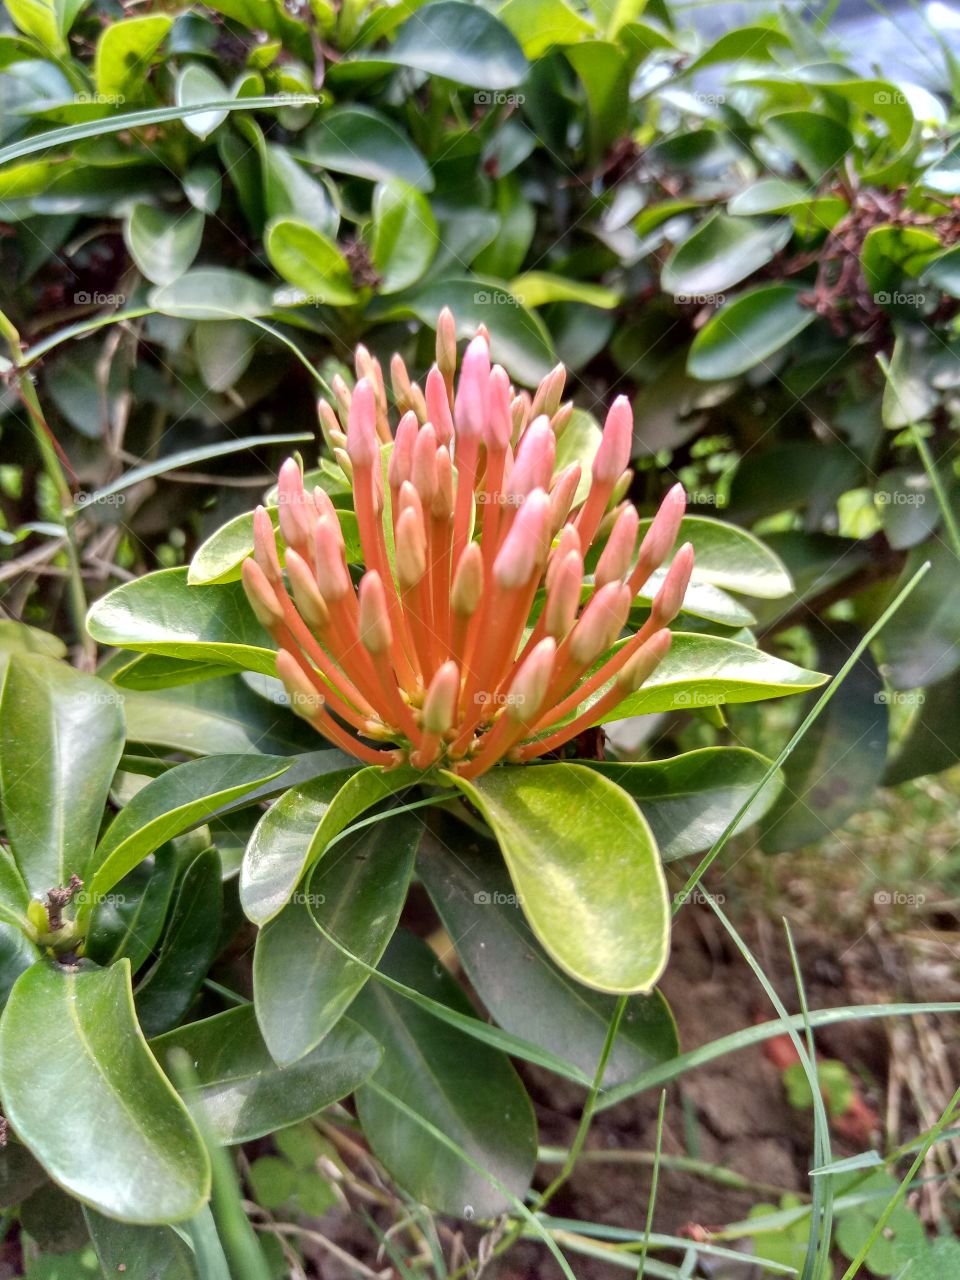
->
[
  {"left": 85, "top": 846, "right": 178, "bottom": 972},
  {"left": 662, "top": 213, "right": 792, "bottom": 299},
  {"left": 95, "top": 16, "right": 173, "bottom": 103},
  {"left": 85, "top": 1209, "right": 200, "bottom": 1280},
  {"left": 370, "top": 179, "right": 437, "bottom": 293},
  {"left": 150, "top": 268, "right": 275, "bottom": 320},
  {"left": 688, "top": 285, "right": 817, "bottom": 380},
  {"left": 305, "top": 106, "right": 433, "bottom": 190},
  {"left": 267, "top": 218, "right": 357, "bottom": 306},
  {"left": 124, "top": 202, "right": 203, "bottom": 287},
  {"left": 879, "top": 542, "right": 960, "bottom": 689}
]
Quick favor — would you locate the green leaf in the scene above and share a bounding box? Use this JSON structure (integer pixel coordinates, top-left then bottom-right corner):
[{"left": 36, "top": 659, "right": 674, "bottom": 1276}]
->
[
  {"left": 193, "top": 320, "right": 258, "bottom": 392},
  {"left": 87, "top": 568, "right": 278, "bottom": 675},
  {"left": 241, "top": 765, "right": 419, "bottom": 924},
  {"left": 688, "top": 285, "right": 817, "bottom": 380},
  {"left": 585, "top": 747, "right": 782, "bottom": 861},
  {"left": 0, "top": 960, "right": 209, "bottom": 1223},
  {"left": 764, "top": 110, "right": 854, "bottom": 182},
  {"left": 640, "top": 515, "right": 793, "bottom": 598},
  {"left": 152, "top": 1006, "right": 381, "bottom": 1144},
  {"left": 497, "top": 0, "right": 594, "bottom": 57},
  {"left": 0, "top": 655, "right": 124, "bottom": 898},
  {"left": 123, "top": 202, "right": 204, "bottom": 287},
  {"left": 511, "top": 271, "right": 620, "bottom": 309},
  {"left": 136, "top": 848, "right": 223, "bottom": 1037},
  {"left": 85, "top": 1210, "right": 200, "bottom": 1280},
  {"left": 85, "top": 846, "right": 178, "bottom": 972},
  {"left": 565, "top": 40, "right": 630, "bottom": 159},
  {"left": 418, "top": 815, "right": 677, "bottom": 1086},
  {"left": 338, "top": 0, "right": 528, "bottom": 89},
  {"left": 728, "top": 179, "right": 847, "bottom": 226},
  {"left": 352, "top": 930, "right": 537, "bottom": 1217},
  {"left": 266, "top": 218, "right": 357, "bottom": 306},
  {"left": 0, "top": 97, "right": 317, "bottom": 167},
  {"left": 444, "top": 763, "right": 669, "bottom": 994},
  {"left": 882, "top": 326, "right": 940, "bottom": 429},
  {"left": 861, "top": 225, "right": 941, "bottom": 297},
  {"left": 176, "top": 64, "right": 230, "bottom": 139},
  {"left": 384, "top": 277, "right": 555, "bottom": 385},
  {"left": 922, "top": 244, "right": 960, "bottom": 297},
  {"left": 94, "top": 15, "right": 173, "bottom": 102},
  {"left": 150, "top": 268, "right": 274, "bottom": 320},
  {"left": 262, "top": 143, "right": 338, "bottom": 238},
  {"left": 596, "top": 632, "right": 826, "bottom": 722},
  {"left": 662, "top": 213, "right": 792, "bottom": 299},
  {"left": 253, "top": 810, "right": 420, "bottom": 1064},
  {"left": 115, "top": 675, "right": 319, "bottom": 757},
  {"left": 686, "top": 24, "right": 789, "bottom": 71},
  {"left": 305, "top": 106, "right": 433, "bottom": 190},
  {"left": 874, "top": 469, "right": 938, "bottom": 550},
  {"left": 0, "top": 1142, "right": 47, "bottom": 1210},
  {"left": 87, "top": 754, "right": 290, "bottom": 917},
  {"left": 188, "top": 505, "right": 359, "bottom": 587},
  {"left": 0, "top": 846, "right": 31, "bottom": 932},
  {"left": 0, "top": 621, "right": 66, "bottom": 659},
  {"left": 884, "top": 670, "right": 960, "bottom": 785},
  {"left": 370, "top": 179, "right": 437, "bottom": 293},
  {"left": 4, "top": 0, "right": 70, "bottom": 52}
]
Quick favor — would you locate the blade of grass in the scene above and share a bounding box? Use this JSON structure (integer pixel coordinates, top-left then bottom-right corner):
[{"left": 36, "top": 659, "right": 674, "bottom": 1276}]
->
[
  {"left": 636, "top": 1090, "right": 666, "bottom": 1278},
  {"left": 0, "top": 97, "right": 318, "bottom": 165},
  {"left": 674, "top": 559, "right": 931, "bottom": 908}
]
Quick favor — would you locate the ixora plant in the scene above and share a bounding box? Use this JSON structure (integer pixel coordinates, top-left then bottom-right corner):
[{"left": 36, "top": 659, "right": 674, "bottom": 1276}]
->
[{"left": 0, "top": 313, "right": 827, "bottom": 1259}]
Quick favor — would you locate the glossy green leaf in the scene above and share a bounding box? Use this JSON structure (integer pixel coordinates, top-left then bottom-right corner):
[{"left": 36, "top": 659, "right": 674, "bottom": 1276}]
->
[
  {"left": 419, "top": 817, "right": 677, "bottom": 1086},
  {"left": 688, "top": 285, "right": 817, "bottom": 380},
  {"left": 370, "top": 179, "right": 437, "bottom": 293},
  {"left": 267, "top": 218, "right": 357, "bottom": 306},
  {"left": 0, "top": 960, "right": 209, "bottom": 1223},
  {"left": 262, "top": 143, "right": 338, "bottom": 237},
  {"left": 0, "top": 846, "right": 31, "bottom": 931},
  {"left": 596, "top": 632, "right": 826, "bottom": 722},
  {"left": 153, "top": 1006, "right": 380, "bottom": 1144},
  {"left": 4, "top": 0, "right": 72, "bottom": 51},
  {"left": 444, "top": 763, "right": 669, "bottom": 994},
  {"left": 241, "top": 765, "right": 418, "bottom": 924},
  {"left": 87, "top": 754, "right": 290, "bottom": 917},
  {"left": 0, "top": 926, "right": 37, "bottom": 1010},
  {"left": 253, "top": 810, "right": 420, "bottom": 1064},
  {"left": 0, "top": 654, "right": 124, "bottom": 898},
  {"left": 176, "top": 64, "right": 230, "bottom": 139},
  {"left": 687, "top": 24, "right": 789, "bottom": 70},
  {"left": 565, "top": 40, "right": 630, "bottom": 159},
  {"left": 497, "top": 0, "right": 593, "bottom": 56},
  {"left": 85, "top": 1210, "right": 200, "bottom": 1280},
  {"left": 760, "top": 626, "right": 888, "bottom": 852},
  {"left": 874, "top": 469, "right": 938, "bottom": 549},
  {"left": 339, "top": 1, "right": 528, "bottom": 89},
  {"left": 87, "top": 568, "right": 278, "bottom": 675},
  {"left": 85, "top": 846, "right": 178, "bottom": 972},
  {"left": 640, "top": 514, "right": 793, "bottom": 598},
  {"left": 94, "top": 16, "right": 172, "bottom": 102},
  {"left": 136, "top": 848, "right": 223, "bottom": 1036},
  {"left": 386, "top": 276, "right": 555, "bottom": 385},
  {"left": 882, "top": 326, "right": 940, "bottom": 429},
  {"left": 885, "top": 670, "right": 960, "bottom": 785},
  {"left": 728, "top": 179, "right": 847, "bottom": 226},
  {"left": 922, "top": 244, "right": 960, "bottom": 297},
  {"left": 150, "top": 268, "right": 274, "bottom": 320},
  {"left": 511, "top": 271, "right": 620, "bottom": 309},
  {"left": 585, "top": 747, "right": 782, "bottom": 860},
  {"left": 305, "top": 106, "right": 433, "bottom": 190},
  {"left": 193, "top": 320, "right": 257, "bottom": 391},
  {"left": 352, "top": 930, "right": 537, "bottom": 1217},
  {"left": 0, "top": 621, "right": 66, "bottom": 659},
  {"left": 764, "top": 110, "right": 854, "bottom": 182},
  {"left": 861, "top": 225, "right": 941, "bottom": 296},
  {"left": 661, "top": 213, "right": 792, "bottom": 299},
  {"left": 123, "top": 202, "right": 203, "bottom": 287},
  {"left": 115, "top": 675, "right": 318, "bottom": 757}
]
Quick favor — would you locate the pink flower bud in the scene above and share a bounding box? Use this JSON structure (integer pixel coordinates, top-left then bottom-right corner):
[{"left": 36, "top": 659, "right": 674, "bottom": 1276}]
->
[
  {"left": 434, "top": 445, "right": 454, "bottom": 520},
  {"left": 551, "top": 401, "right": 574, "bottom": 438},
  {"left": 453, "top": 335, "right": 490, "bottom": 441},
  {"left": 652, "top": 542, "right": 694, "bottom": 624},
  {"left": 318, "top": 399, "right": 346, "bottom": 453},
  {"left": 314, "top": 516, "right": 351, "bottom": 602},
  {"left": 285, "top": 549, "right": 329, "bottom": 633},
  {"left": 358, "top": 571, "right": 393, "bottom": 655},
  {"left": 395, "top": 506, "right": 426, "bottom": 587},
  {"left": 311, "top": 487, "right": 340, "bottom": 531},
  {"left": 618, "top": 630, "right": 672, "bottom": 692},
  {"left": 276, "top": 649, "right": 324, "bottom": 720},
  {"left": 493, "top": 489, "right": 551, "bottom": 590},
  {"left": 596, "top": 504, "right": 639, "bottom": 586},
  {"left": 346, "top": 377, "right": 379, "bottom": 468},
  {"left": 331, "top": 373, "right": 351, "bottom": 426},
  {"left": 436, "top": 307, "right": 457, "bottom": 382},
  {"left": 639, "top": 482, "right": 687, "bottom": 566},
  {"left": 241, "top": 557, "right": 284, "bottom": 629},
  {"left": 389, "top": 410, "right": 418, "bottom": 490},
  {"left": 397, "top": 479, "right": 425, "bottom": 525},
  {"left": 548, "top": 463, "right": 581, "bottom": 534},
  {"left": 543, "top": 550, "right": 584, "bottom": 639},
  {"left": 253, "top": 505, "right": 282, "bottom": 583},
  {"left": 569, "top": 582, "right": 632, "bottom": 665},
  {"left": 412, "top": 422, "right": 438, "bottom": 505},
  {"left": 425, "top": 366, "right": 454, "bottom": 445},
  {"left": 592, "top": 395, "right": 633, "bottom": 484},
  {"left": 422, "top": 661, "right": 460, "bottom": 734},
  {"left": 485, "top": 365, "right": 513, "bottom": 451},
  {"left": 506, "top": 638, "right": 556, "bottom": 724},
  {"left": 277, "top": 459, "right": 312, "bottom": 552},
  {"left": 545, "top": 523, "right": 582, "bottom": 590},
  {"left": 451, "top": 541, "right": 483, "bottom": 616},
  {"left": 531, "top": 362, "right": 566, "bottom": 419},
  {"left": 510, "top": 392, "right": 529, "bottom": 444},
  {"left": 508, "top": 416, "right": 555, "bottom": 501}
]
